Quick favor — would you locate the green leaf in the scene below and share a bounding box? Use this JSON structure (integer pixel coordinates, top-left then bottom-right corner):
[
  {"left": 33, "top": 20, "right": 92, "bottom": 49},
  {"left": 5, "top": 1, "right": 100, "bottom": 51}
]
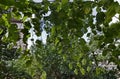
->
[
  {"left": 87, "top": 66, "right": 91, "bottom": 72},
  {"left": 83, "top": 2, "right": 92, "bottom": 15},
  {"left": 63, "top": 54, "right": 67, "bottom": 61},
  {"left": 58, "top": 49, "right": 62, "bottom": 54},
  {"left": 96, "top": 67, "right": 101, "bottom": 75},
  {"left": 80, "top": 68, "right": 85, "bottom": 75},
  {"left": 74, "top": 69, "right": 78, "bottom": 75},
  {"left": 84, "top": 7, "right": 91, "bottom": 14},
  {"left": 105, "top": 2, "right": 117, "bottom": 23},
  {"left": 77, "top": 62, "right": 81, "bottom": 68},
  {"left": 62, "top": 0, "right": 68, "bottom": 5},
  {"left": 79, "top": 53, "right": 84, "bottom": 59},
  {"left": 2, "top": 14, "right": 10, "bottom": 27},
  {"left": 51, "top": 26, "right": 56, "bottom": 37},
  {"left": 55, "top": 38, "right": 59, "bottom": 46},
  {"left": 0, "top": 28, "right": 3, "bottom": 34},
  {"left": 41, "top": 71, "right": 46, "bottom": 79},
  {"left": 82, "top": 58, "right": 86, "bottom": 66},
  {"left": 69, "top": 63, "right": 73, "bottom": 69},
  {"left": 56, "top": 3, "right": 62, "bottom": 12}
]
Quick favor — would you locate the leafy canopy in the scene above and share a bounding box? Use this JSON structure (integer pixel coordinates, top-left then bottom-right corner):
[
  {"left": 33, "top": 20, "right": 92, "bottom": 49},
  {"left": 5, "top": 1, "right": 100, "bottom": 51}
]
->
[{"left": 0, "top": 0, "right": 120, "bottom": 79}]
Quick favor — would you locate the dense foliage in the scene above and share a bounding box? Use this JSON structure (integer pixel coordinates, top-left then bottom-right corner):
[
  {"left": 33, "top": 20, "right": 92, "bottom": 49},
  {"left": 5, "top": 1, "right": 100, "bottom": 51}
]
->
[{"left": 0, "top": 0, "right": 120, "bottom": 79}]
